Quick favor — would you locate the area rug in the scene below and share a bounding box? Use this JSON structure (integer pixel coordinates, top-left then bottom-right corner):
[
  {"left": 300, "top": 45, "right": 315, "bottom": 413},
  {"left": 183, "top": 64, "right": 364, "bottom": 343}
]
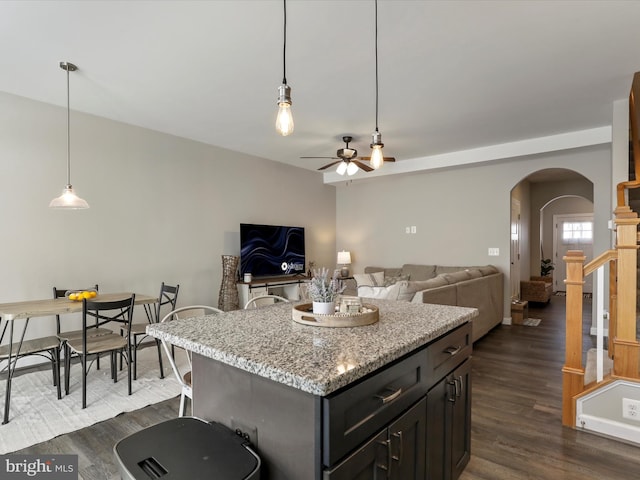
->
[
  {"left": 522, "top": 318, "right": 541, "bottom": 326},
  {"left": 0, "top": 346, "right": 188, "bottom": 454}
]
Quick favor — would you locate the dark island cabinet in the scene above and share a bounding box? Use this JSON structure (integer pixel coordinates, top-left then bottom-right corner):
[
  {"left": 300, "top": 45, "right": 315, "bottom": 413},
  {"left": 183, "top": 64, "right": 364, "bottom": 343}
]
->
[
  {"left": 323, "top": 322, "right": 472, "bottom": 480},
  {"left": 426, "top": 357, "right": 472, "bottom": 480},
  {"left": 324, "top": 397, "right": 426, "bottom": 480}
]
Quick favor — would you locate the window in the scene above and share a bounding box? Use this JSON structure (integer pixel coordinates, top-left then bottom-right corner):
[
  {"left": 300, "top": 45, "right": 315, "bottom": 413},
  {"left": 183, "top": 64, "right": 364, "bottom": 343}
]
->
[{"left": 562, "top": 221, "right": 593, "bottom": 244}]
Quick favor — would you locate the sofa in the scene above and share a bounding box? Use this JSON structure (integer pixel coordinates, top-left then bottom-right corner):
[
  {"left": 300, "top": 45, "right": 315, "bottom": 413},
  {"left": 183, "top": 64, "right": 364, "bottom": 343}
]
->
[
  {"left": 520, "top": 276, "right": 553, "bottom": 304},
  {"left": 343, "top": 264, "right": 504, "bottom": 342}
]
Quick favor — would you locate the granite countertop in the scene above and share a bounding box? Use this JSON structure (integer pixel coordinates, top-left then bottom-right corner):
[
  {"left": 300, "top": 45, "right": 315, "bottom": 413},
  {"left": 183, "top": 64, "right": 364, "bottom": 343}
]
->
[{"left": 147, "top": 300, "right": 477, "bottom": 397}]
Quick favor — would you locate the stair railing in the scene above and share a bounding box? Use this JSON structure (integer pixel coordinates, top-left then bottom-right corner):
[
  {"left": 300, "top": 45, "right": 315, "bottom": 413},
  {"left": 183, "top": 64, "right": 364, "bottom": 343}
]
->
[{"left": 562, "top": 206, "right": 640, "bottom": 426}]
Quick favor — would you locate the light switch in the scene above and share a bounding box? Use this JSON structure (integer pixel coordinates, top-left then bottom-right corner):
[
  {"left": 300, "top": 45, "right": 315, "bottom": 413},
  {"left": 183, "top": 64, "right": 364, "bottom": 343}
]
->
[
  {"left": 488, "top": 248, "right": 499, "bottom": 256},
  {"left": 411, "top": 226, "right": 417, "bottom": 234},
  {"left": 405, "top": 226, "right": 410, "bottom": 234}
]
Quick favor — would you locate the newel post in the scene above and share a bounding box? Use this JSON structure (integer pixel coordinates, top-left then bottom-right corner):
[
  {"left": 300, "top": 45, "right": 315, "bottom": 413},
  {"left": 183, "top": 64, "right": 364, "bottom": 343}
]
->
[
  {"left": 613, "top": 206, "right": 640, "bottom": 378},
  {"left": 562, "top": 250, "right": 586, "bottom": 426}
]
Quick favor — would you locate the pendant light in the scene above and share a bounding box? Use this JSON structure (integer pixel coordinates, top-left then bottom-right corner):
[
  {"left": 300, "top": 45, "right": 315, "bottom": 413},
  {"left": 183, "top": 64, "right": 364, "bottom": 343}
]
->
[
  {"left": 275, "top": 0, "right": 294, "bottom": 136},
  {"left": 49, "top": 61, "right": 89, "bottom": 209},
  {"left": 369, "top": 0, "right": 385, "bottom": 170}
]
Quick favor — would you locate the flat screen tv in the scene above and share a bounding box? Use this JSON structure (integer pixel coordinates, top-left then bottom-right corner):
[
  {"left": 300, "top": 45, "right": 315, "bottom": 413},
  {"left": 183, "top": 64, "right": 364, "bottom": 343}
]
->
[{"left": 240, "top": 223, "right": 305, "bottom": 278}]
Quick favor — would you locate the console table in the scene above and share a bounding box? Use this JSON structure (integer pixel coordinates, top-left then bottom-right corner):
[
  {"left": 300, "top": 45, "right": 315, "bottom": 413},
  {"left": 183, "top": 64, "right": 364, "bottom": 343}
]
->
[{"left": 147, "top": 300, "right": 477, "bottom": 479}]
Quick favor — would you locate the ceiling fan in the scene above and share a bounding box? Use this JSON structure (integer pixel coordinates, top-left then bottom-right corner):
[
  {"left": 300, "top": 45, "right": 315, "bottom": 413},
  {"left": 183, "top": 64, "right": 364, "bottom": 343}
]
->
[{"left": 301, "top": 136, "right": 396, "bottom": 175}]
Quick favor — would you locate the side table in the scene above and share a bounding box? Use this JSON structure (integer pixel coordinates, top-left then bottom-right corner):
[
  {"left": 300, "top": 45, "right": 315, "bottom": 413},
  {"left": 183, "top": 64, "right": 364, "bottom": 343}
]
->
[{"left": 511, "top": 300, "right": 529, "bottom": 325}]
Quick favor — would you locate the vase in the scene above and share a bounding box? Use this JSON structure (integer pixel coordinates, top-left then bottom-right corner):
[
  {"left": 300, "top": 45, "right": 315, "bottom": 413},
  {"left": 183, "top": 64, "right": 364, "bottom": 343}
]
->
[
  {"left": 218, "top": 255, "right": 240, "bottom": 311},
  {"left": 312, "top": 301, "right": 336, "bottom": 315}
]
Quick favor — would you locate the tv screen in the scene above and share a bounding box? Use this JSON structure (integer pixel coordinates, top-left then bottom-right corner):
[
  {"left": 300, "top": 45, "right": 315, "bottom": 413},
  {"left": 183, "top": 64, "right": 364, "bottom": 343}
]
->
[{"left": 240, "top": 223, "right": 305, "bottom": 278}]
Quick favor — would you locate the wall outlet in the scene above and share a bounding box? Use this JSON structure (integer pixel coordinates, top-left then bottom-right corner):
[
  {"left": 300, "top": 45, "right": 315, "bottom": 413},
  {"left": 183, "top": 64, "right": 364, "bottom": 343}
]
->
[
  {"left": 488, "top": 248, "right": 499, "bottom": 256},
  {"left": 622, "top": 398, "right": 640, "bottom": 421}
]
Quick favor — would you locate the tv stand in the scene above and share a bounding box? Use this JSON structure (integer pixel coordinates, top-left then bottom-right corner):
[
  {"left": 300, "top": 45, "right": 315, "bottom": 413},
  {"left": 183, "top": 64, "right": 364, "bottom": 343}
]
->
[{"left": 237, "top": 276, "right": 308, "bottom": 309}]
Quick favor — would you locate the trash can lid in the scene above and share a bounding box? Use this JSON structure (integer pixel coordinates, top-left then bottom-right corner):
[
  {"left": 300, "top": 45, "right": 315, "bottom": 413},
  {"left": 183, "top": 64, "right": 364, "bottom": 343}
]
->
[{"left": 114, "top": 417, "right": 260, "bottom": 480}]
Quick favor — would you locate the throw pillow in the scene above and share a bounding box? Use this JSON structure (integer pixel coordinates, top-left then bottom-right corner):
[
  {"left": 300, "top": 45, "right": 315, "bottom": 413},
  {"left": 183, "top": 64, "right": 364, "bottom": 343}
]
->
[
  {"left": 353, "top": 272, "right": 384, "bottom": 288},
  {"left": 357, "top": 285, "right": 398, "bottom": 299},
  {"left": 383, "top": 274, "right": 410, "bottom": 287}
]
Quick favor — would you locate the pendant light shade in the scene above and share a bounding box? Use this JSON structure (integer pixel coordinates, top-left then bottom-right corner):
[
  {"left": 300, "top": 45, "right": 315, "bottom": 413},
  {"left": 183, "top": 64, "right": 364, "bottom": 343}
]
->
[
  {"left": 50, "top": 61, "right": 89, "bottom": 209},
  {"left": 275, "top": 0, "right": 294, "bottom": 136},
  {"left": 49, "top": 185, "right": 89, "bottom": 209},
  {"left": 369, "top": 0, "right": 385, "bottom": 170}
]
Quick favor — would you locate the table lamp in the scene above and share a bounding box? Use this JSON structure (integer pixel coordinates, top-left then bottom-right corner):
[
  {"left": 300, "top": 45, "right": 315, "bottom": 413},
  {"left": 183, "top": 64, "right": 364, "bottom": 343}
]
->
[{"left": 337, "top": 251, "right": 352, "bottom": 278}]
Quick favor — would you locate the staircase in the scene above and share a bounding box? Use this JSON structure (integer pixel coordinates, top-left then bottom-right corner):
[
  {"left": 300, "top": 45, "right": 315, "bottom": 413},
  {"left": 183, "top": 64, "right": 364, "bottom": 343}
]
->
[{"left": 562, "top": 72, "right": 640, "bottom": 441}]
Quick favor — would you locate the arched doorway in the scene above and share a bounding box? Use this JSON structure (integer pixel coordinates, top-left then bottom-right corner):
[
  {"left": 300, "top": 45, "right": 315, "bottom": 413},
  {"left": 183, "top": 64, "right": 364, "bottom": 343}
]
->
[{"left": 510, "top": 168, "right": 594, "bottom": 300}]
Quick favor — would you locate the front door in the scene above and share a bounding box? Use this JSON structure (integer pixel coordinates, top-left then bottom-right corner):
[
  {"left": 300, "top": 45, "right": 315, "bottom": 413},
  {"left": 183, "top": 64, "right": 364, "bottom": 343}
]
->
[{"left": 553, "top": 214, "right": 594, "bottom": 293}]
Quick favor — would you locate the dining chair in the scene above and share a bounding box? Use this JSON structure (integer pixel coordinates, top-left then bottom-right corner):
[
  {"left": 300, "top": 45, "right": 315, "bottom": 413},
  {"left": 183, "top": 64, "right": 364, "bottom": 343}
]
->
[
  {"left": 65, "top": 295, "right": 135, "bottom": 409},
  {"left": 53, "top": 285, "right": 111, "bottom": 384},
  {"left": 159, "top": 305, "right": 222, "bottom": 417},
  {"left": 244, "top": 294, "right": 290, "bottom": 309},
  {"left": 123, "top": 282, "right": 179, "bottom": 380},
  {"left": 0, "top": 324, "right": 62, "bottom": 402}
]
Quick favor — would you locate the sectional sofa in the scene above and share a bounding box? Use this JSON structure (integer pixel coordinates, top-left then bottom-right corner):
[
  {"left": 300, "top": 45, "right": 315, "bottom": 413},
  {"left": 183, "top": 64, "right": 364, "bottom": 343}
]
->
[{"left": 343, "top": 264, "right": 504, "bottom": 342}]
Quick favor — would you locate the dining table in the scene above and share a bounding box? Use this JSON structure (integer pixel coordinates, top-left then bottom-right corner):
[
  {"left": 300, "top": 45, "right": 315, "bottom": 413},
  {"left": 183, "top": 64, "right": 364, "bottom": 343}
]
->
[{"left": 0, "top": 292, "right": 158, "bottom": 424}]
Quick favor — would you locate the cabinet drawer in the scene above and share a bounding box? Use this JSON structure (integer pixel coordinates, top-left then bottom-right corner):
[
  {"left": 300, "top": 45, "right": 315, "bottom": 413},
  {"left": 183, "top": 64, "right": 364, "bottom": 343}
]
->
[
  {"left": 425, "top": 322, "right": 472, "bottom": 388},
  {"left": 322, "top": 350, "right": 428, "bottom": 467}
]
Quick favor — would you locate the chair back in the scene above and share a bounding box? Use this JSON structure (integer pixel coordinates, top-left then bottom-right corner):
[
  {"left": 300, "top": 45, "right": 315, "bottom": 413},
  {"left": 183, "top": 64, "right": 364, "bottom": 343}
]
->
[
  {"left": 82, "top": 295, "right": 135, "bottom": 347},
  {"left": 244, "top": 294, "right": 290, "bottom": 309},
  {"left": 53, "top": 284, "right": 99, "bottom": 333},
  {"left": 159, "top": 305, "right": 222, "bottom": 386},
  {"left": 155, "top": 282, "right": 179, "bottom": 322}
]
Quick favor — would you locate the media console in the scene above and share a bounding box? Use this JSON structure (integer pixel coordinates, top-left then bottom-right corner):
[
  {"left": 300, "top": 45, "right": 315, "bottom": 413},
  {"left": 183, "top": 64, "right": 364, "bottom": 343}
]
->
[{"left": 236, "top": 275, "right": 308, "bottom": 308}]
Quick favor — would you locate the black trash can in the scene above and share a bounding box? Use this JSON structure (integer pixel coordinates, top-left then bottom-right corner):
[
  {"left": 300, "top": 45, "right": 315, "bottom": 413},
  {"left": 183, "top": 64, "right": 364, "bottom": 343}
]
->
[{"left": 114, "top": 417, "right": 261, "bottom": 480}]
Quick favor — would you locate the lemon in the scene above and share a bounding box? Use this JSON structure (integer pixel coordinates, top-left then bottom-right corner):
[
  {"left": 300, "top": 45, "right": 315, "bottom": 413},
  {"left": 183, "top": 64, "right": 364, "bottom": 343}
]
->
[
  {"left": 82, "top": 291, "right": 92, "bottom": 299},
  {"left": 89, "top": 291, "right": 97, "bottom": 298},
  {"left": 68, "top": 293, "right": 77, "bottom": 301}
]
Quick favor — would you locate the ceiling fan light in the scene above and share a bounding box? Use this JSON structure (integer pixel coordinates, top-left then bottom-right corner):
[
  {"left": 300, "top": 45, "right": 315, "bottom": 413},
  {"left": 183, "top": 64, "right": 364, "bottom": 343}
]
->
[
  {"left": 336, "top": 161, "right": 348, "bottom": 175},
  {"left": 276, "top": 84, "right": 294, "bottom": 136},
  {"left": 346, "top": 162, "right": 359, "bottom": 176},
  {"left": 49, "top": 185, "right": 89, "bottom": 209}
]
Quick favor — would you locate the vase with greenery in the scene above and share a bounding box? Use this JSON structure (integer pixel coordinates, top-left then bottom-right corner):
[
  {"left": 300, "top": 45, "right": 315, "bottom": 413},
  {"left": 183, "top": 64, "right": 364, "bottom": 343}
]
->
[
  {"left": 541, "top": 258, "right": 555, "bottom": 277},
  {"left": 308, "top": 267, "right": 344, "bottom": 314}
]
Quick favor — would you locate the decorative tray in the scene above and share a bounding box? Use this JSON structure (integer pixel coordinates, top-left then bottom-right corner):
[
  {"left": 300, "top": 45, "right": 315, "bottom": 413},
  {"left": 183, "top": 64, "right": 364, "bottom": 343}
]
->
[{"left": 292, "top": 303, "right": 379, "bottom": 328}]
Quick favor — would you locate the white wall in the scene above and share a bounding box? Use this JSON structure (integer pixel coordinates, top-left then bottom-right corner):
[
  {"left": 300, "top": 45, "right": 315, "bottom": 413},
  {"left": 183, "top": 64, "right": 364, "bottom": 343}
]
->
[
  {"left": 336, "top": 144, "right": 612, "bottom": 318},
  {"left": 0, "top": 92, "right": 336, "bottom": 342}
]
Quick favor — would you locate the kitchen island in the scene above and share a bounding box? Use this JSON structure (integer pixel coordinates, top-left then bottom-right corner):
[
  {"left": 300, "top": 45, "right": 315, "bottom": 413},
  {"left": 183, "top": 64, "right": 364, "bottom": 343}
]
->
[{"left": 147, "top": 299, "right": 477, "bottom": 480}]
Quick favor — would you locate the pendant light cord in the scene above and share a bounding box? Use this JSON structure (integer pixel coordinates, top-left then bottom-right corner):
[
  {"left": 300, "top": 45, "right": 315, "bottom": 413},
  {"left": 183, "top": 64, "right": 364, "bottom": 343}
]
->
[
  {"left": 374, "top": 0, "right": 379, "bottom": 133},
  {"left": 282, "top": 0, "right": 287, "bottom": 85},
  {"left": 66, "top": 65, "right": 71, "bottom": 185}
]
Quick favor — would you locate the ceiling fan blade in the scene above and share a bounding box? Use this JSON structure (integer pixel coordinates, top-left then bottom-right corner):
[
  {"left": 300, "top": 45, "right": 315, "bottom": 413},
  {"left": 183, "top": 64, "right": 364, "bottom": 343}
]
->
[
  {"left": 300, "top": 156, "right": 339, "bottom": 160},
  {"left": 318, "top": 160, "right": 343, "bottom": 171},
  {"left": 353, "top": 160, "right": 374, "bottom": 172},
  {"left": 358, "top": 156, "right": 396, "bottom": 162}
]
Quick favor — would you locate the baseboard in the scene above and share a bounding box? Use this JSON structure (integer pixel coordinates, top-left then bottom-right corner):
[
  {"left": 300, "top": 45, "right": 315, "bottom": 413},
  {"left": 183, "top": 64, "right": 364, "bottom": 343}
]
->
[{"left": 502, "top": 316, "right": 512, "bottom": 326}]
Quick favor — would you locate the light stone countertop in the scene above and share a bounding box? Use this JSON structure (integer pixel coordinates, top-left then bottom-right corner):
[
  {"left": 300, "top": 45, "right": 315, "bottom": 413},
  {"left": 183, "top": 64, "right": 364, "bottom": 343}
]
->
[{"left": 147, "top": 300, "right": 477, "bottom": 397}]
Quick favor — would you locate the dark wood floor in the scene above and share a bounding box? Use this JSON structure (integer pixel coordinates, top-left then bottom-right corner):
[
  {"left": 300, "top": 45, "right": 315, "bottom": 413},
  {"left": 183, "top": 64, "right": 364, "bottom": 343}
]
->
[
  {"left": 460, "top": 295, "right": 640, "bottom": 480},
  {"left": 14, "top": 295, "right": 640, "bottom": 479}
]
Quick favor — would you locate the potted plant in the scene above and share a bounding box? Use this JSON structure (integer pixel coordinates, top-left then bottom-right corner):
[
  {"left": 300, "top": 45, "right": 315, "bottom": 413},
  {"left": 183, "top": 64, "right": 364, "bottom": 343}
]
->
[
  {"left": 308, "top": 267, "right": 344, "bottom": 314},
  {"left": 541, "top": 258, "right": 555, "bottom": 277}
]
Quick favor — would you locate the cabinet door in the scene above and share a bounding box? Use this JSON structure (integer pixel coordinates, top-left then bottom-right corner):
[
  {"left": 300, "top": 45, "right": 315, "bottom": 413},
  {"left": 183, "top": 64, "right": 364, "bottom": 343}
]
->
[
  {"left": 426, "top": 358, "right": 472, "bottom": 480},
  {"left": 450, "top": 358, "right": 471, "bottom": 480},
  {"left": 324, "top": 430, "right": 389, "bottom": 480},
  {"left": 426, "top": 377, "right": 447, "bottom": 480},
  {"left": 389, "top": 397, "right": 426, "bottom": 480}
]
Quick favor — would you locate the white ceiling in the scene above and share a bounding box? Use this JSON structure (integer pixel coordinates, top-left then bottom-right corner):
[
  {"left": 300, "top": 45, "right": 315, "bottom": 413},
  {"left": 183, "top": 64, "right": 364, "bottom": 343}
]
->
[{"left": 1, "top": 0, "right": 639, "bottom": 180}]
